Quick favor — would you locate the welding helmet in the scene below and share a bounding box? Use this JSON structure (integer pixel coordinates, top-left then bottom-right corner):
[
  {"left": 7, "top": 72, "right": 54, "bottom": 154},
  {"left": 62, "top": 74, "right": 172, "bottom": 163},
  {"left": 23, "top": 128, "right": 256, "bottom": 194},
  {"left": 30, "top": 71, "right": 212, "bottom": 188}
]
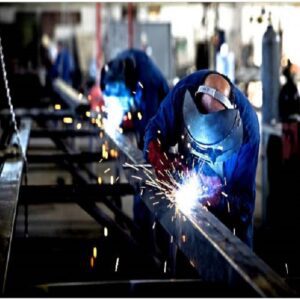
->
[
  {"left": 100, "top": 55, "right": 137, "bottom": 94},
  {"left": 182, "top": 86, "right": 243, "bottom": 163}
]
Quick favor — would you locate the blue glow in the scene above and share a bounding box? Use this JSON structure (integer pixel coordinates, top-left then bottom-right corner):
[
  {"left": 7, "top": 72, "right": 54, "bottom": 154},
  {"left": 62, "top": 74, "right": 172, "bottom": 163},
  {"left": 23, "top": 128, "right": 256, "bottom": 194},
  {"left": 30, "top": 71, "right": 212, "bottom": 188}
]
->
[
  {"left": 103, "top": 81, "right": 134, "bottom": 130},
  {"left": 175, "top": 170, "right": 222, "bottom": 214}
]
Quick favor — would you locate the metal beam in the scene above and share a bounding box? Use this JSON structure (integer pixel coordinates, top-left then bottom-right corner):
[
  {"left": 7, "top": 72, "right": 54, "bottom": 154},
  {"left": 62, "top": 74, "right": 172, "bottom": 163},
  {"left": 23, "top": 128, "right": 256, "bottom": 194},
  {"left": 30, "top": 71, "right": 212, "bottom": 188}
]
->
[
  {"left": 33, "top": 279, "right": 235, "bottom": 297},
  {"left": 0, "top": 119, "right": 31, "bottom": 294},
  {"left": 0, "top": 108, "right": 75, "bottom": 120},
  {"left": 31, "top": 128, "right": 100, "bottom": 138},
  {"left": 53, "top": 79, "right": 90, "bottom": 115},
  {"left": 27, "top": 152, "right": 105, "bottom": 164},
  {"left": 19, "top": 184, "right": 135, "bottom": 204},
  {"left": 102, "top": 126, "right": 295, "bottom": 297}
]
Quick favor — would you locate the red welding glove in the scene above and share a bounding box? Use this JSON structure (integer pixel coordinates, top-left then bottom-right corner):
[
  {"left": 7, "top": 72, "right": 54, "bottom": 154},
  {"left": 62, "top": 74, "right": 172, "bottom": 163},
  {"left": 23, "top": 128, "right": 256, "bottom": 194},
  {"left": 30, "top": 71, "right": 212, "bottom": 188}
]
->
[
  {"left": 147, "top": 140, "right": 188, "bottom": 184},
  {"left": 89, "top": 85, "right": 105, "bottom": 112},
  {"left": 198, "top": 173, "right": 223, "bottom": 208}
]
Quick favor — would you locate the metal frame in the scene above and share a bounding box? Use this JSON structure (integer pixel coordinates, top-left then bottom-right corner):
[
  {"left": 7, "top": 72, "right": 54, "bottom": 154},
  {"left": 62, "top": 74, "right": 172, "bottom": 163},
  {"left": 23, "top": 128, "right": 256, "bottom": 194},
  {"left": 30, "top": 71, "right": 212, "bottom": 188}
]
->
[{"left": 0, "top": 119, "right": 31, "bottom": 294}]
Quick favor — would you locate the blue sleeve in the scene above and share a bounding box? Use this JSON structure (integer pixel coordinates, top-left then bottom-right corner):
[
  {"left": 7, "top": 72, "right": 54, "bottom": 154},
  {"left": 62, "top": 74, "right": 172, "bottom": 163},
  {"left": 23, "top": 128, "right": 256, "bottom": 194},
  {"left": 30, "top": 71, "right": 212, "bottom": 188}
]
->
[
  {"left": 219, "top": 137, "right": 260, "bottom": 247},
  {"left": 143, "top": 86, "right": 185, "bottom": 159}
]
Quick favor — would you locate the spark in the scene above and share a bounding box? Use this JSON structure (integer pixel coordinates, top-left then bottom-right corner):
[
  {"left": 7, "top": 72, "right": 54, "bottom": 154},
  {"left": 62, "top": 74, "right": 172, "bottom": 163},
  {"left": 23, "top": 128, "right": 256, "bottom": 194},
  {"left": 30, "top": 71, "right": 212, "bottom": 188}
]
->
[
  {"left": 104, "top": 227, "right": 108, "bottom": 237},
  {"left": 76, "top": 123, "right": 82, "bottom": 130},
  {"left": 102, "top": 144, "right": 109, "bottom": 159},
  {"left": 99, "top": 158, "right": 103, "bottom": 164},
  {"left": 86, "top": 111, "right": 91, "bottom": 117},
  {"left": 152, "top": 222, "right": 156, "bottom": 230},
  {"left": 233, "top": 228, "right": 236, "bottom": 235},
  {"left": 115, "top": 257, "right": 120, "bottom": 272},
  {"left": 285, "top": 263, "right": 289, "bottom": 275},
  {"left": 104, "top": 168, "right": 111, "bottom": 174},
  {"left": 90, "top": 257, "right": 95, "bottom": 268},
  {"left": 138, "top": 81, "right": 144, "bottom": 88},
  {"left": 157, "top": 130, "right": 161, "bottom": 134},
  {"left": 97, "top": 177, "right": 102, "bottom": 184},
  {"left": 222, "top": 191, "right": 228, "bottom": 197},
  {"left": 123, "top": 162, "right": 139, "bottom": 171},
  {"left": 155, "top": 192, "right": 164, "bottom": 196},
  {"left": 63, "top": 117, "right": 73, "bottom": 124},
  {"left": 115, "top": 176, "right": 119, "bottom": 182},
  {"left": 131, "top": 175, "right": 143, "bottom": 181},
  {"left": 110, "top": 176, "right": 114, "bottom": 185},
  {"left": 54, "top": 104, "right": 61, "bottom": 110},
  {"left": 137, "top": 112, "right": 142, "bottom": 120},
  {"left": 170, "top": 235, "right": 173, "bottom": 243},
  {"left": 182, "top": 235, "right": 186, "bottom": 243},
  {"left": 152, "top": 201, "right": 159, "bottom": 206},
  {"left": 227, "top": 201, "right": 230, "bottom": 213},
  {"left": 163, "top": 261, "right": 167, "bottom": 273},
  {"left": 93, "top": 247, "right": 97, "bottom": 258}
]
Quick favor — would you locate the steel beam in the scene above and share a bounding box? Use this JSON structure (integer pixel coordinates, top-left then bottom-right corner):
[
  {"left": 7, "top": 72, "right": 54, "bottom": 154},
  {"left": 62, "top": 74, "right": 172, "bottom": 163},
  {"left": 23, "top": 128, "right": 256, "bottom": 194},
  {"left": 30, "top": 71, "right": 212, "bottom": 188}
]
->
[
  {"left": 33, "top": 279, "right": 234, "bottom": 297},
  {"left": 53, "top": 79, "right": 90, "bottom": 115},
  {"left": 31, "top": 128, "right": 100, "bottom": 138},
  {"left": 0, "top": 108, "right": 75, "bottom": 120},
  {"left": 27, "top": 152, "right": 105, "bottom": 164},
  {"left": 19, "top": 184, "right": 135, "bottom": 204},
  {"left": 102, "top": 126, "right": 295, "bottom": 297},
  {"left": 0, "top": 119, "right": 31, "bottom": 294}
]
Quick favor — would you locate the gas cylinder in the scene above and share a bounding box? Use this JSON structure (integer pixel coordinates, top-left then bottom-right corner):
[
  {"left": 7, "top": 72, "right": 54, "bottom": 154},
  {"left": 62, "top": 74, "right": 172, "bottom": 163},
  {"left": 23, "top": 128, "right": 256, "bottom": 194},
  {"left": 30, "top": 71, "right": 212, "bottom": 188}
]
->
[{"left": 261, "top": 23, "right": 280, "bottom": 124}]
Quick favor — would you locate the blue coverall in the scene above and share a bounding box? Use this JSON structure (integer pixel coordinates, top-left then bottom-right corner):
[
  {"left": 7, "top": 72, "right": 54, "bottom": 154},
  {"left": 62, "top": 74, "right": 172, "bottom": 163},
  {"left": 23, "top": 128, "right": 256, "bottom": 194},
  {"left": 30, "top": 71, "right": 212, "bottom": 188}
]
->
[
  {"left": 101, "top": 49, "right": 169, "bottom": 149},
  {"left": 144, "top": 70, "right": 260, "bottom": 247}
]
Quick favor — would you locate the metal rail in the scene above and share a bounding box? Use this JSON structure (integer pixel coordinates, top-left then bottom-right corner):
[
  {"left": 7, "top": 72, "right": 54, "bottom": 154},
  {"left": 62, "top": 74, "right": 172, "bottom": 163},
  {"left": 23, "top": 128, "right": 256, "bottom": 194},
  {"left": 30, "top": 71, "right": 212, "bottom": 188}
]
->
[
  {"left": 0, "top": 119, "right": 31, "bottom": 294},
  {"left": 53, "top": 79, "right": 90, "bottom": 114},
  {"left": 103, "top": 126, "right": 295, "bottom": 297}
]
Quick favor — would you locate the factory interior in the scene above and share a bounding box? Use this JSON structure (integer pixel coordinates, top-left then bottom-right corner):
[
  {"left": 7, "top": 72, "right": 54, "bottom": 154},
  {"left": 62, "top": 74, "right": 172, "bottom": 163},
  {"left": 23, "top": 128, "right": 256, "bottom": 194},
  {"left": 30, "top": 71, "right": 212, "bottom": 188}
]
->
[{"left": 0, "top": 1, "right": 300, "bottom": 297}]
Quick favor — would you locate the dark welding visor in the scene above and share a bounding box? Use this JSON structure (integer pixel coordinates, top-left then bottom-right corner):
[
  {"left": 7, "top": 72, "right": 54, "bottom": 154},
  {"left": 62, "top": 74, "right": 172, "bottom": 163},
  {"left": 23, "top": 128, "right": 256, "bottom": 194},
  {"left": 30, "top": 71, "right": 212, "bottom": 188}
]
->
[{"left": 183, "top": 90, "right": 243, "bottom": 163}]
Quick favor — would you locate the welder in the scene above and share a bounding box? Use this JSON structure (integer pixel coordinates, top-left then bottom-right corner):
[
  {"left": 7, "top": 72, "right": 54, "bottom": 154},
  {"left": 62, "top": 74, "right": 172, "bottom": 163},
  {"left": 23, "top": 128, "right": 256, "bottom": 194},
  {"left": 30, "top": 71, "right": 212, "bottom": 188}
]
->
[
  {"left": 101, "top": 49, "right": 169, "bottom": 241},
  {"left": 144, "top": 70, "right": 260, "bottom": 248},
  {"left": 100, "top": 48, "right": 169, "bottom": 149}
]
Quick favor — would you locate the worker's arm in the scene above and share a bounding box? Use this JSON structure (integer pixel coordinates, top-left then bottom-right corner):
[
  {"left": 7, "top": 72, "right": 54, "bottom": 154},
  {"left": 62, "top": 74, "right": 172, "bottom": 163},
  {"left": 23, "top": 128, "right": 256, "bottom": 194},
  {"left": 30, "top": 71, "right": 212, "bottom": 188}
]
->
[
  {"left": 143, "top": 85, "right": 187, "bottom": 154},
  {"left": 214, "top": 139, "right": 260, "bottom": 247},
  {"left": 143, "top": 85, "right": 188, "bottom": 179}
]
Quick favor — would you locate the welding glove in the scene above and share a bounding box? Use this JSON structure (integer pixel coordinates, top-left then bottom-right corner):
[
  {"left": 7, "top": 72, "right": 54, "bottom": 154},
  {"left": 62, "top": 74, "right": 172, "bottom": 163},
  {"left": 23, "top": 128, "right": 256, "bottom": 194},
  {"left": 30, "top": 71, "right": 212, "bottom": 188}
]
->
[{"left": 148, "top": 140, "right": 188, "bottom": 185}]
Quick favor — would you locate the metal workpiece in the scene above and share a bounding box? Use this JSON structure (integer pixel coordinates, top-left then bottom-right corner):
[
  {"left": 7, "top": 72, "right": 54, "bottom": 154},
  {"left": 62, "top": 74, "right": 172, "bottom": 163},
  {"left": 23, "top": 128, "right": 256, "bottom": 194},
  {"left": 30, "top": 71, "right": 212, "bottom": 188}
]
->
[
  {"left": 0, "top": 108, "right": 75, "bottom": 120},
  {"left": 103, "top": 126, "right": 295, "bottom": 297},
  {"left": 19, "top": 184, "right": 135, "bottom": 204},
  {"left": 53, "top": 79, "right": 90, "bottom": 114},
  {"left": 143, "top": 188, "right": 292, "bottom": 297},
  {"left": 0, "top": 119, "right": 31, "bottom": 294}
]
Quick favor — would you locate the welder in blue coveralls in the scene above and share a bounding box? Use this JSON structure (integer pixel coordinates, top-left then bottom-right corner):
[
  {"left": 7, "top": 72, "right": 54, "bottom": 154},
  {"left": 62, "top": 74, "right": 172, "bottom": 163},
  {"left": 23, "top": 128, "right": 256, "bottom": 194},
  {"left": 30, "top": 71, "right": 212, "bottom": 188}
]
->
[
  {"left": 144, "top": 70, "right": 260, "bottom": 248},
  {"left": 100, "top": 49, "right": 169, "bottom": 238},
  {"left": 100, "top": 49, "right": 169, "bottom": 149}
]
